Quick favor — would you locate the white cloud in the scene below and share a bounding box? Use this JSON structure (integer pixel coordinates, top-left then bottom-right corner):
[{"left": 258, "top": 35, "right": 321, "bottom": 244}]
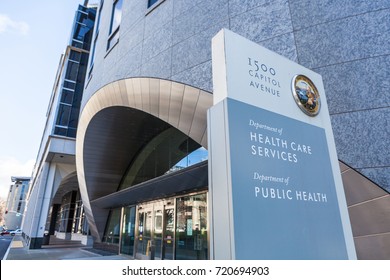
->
[
  {"left": 0, "top": 157, "right": 35, "bottom": 200},
  {"left": 0, "top": 14, "right": 30, "bottom": 35}
]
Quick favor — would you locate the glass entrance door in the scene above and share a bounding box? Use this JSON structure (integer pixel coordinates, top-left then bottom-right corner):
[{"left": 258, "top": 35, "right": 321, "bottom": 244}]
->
[
  {"left": 135, "top": 205, "right": 153, "bottom": 259},
  {"left": 135, "top": 200, "right": 175, "bottom": 259},
  {"left": 120, "top": 206, "right": 135, "bottom": 256},
  {"left": 153, "top": 204, "right": 163, "bottom": 259},
  {"left": 162, "top": 207, "right": 175, "bottom": 259}
]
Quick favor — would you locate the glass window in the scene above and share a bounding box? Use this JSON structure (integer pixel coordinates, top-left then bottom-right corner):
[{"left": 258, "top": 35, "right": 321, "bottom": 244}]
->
[
  {"left": 76, "top": 53, "right": 89, "bottom": 83},
  {"left": 107, "top": 0, "right": 123, "bottom": 50},
  {"left": 67, "top": 127, "right": 77, "bottom": 138},
  {"left": 70, "top": 7, "right": 96, "bottom": 50},
  {"left": 82, "top": 213, "right": 89, "bottom": 235},
  {"left": 89, "top": 0, "right": 104, "bottom": 71},
  {"left": 89, "top": 37, "right": 97, "bottom": 69},
  {"left": 169, "top": 146, "right": 208, "bottom": 172},
  {"left": 175, "top": 193, "right": 208, "bottom": 260},
  {"left": 120, "top": 206, "right": 136, "bottom": 256},
  {"left": 72, "top": 200, "right": 81, "bottom": 233},
  {"left": 96, "top": 0, "right": 104, "bottom": 35},
  {"left": 70, "top": 196, "right": 89, "bottom": 235},
  {"left": 56, "top": 104, "right": 71, "bottom": 127},
  {"left": 74, "top": 23, "right": 89, "bottom": 42},
  {"left": 56, "top": 191, "right": 76, "bottom": 233},
  {"left": 72, "top": 39, "right": 83, "bottom": 49},
  {"left": 19, "top": 185, "right": 25, "bottom": 201},
  {"left": 119, "top": 127, "right": 207, "bottom": 191},
  {"left": 54, "top": 126, "right": 67, "bottom": 136},
  {"left": 68, "top": 107, "right": 80, "bottom": 128},
  {"left": 69, "top": 50, "right": 81, "bottom": 62},
  {"left": 59, "top": 205, "right": 70, "bottom": 232},
  {"left": 65, "top": 61, "right": 79, "bottom": 81},
  {"left": 17, "top": 201, "right": 22, "bottom": 212},
  {"left": 109, "top": 0, "right": 123, "bottom": 35},
  {"left": 63, "top": 80, "right": 76, "bottom": 90},
  {"left": 163, "top": 207, "right": 175, "bottom": 259},
  {"left": 107, "top": 28, "right": 120, "bottom": 50},
  {"left": 60, "top": 89, "right": 74, "bottom": 104},
  {"left": 103, "top": 208, "right": 121, "bottom": 244},
  {"left": 148, "top": 0, "right": 160, "bottom": 8},
  {"left": 136, "top": 209, "right": 153, "bottom": 256}
]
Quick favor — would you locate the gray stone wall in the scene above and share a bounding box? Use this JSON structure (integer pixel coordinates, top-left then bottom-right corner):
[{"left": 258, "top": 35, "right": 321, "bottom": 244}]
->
[
  {"left": 289, "top": 0, "right": 390, "bottom": 191},
  {"left": 83, "top": 0, "right": 390, "bottom": 191}
]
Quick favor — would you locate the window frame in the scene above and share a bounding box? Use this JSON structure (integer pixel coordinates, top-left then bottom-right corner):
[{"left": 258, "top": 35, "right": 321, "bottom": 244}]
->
[
  {"left": 89, "top": 0, "right": 104, "bottom": 74},
  {"left": 106, "top": 0, "right": 123, "bottom": 52},
  {"left": 146, "top": 0, "right": 166, "bottom": 15}
]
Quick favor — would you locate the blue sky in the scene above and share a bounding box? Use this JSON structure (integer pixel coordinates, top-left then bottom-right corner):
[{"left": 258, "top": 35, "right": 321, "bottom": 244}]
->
[{"left": 0, "top": 0, "right": 87, "bottom": 199}]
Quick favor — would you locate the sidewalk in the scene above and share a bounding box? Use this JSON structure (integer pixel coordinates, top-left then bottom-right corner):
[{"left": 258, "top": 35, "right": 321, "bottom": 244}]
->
[{"left": 5, "top": 235, "right": 131, "bottom": 260}]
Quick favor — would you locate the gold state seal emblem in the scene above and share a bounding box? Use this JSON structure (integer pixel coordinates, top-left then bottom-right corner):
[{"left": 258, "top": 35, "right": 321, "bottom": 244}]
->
[{"left": 291, "top": 75, "right": 320, "bottom": 116}]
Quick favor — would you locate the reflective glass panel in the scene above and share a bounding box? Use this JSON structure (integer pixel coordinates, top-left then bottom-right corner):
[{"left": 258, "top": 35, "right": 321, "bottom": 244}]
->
[
  {"left": 63, "top": 80, "right": 76, "bottom": 90},
  {"left": 60, "top": 89, "right": 74, "bottom": 104},
  {"left": 107, "top": 29, "right": 119, "bottom": 50},
  {"left": 56, "top": 104, "right": 71, "bottom": 126},
  {"left": 68, "top": 107, "right": 80, "bottom": 128},
  {"left": 65, "top": 61, "right": 79, "bottom": 81},
  {"left": 154, "top": 209, "right": 163, "bottom": 259},
  {"left": 169, "top": 147, "right": 208, "bottom": 172},
  {"left": 109, "top": 0, "right": 123, "bottom": 34},
  {"left": 175, "top": 193, "right": 208, "bottom": 260},
  {"left": 136, "top": 209, "right": 153, "bottom": 257},
  {"left": 69, "top": 50, "right": 81, "bottom": 62},
  {"left": 102, "top": 208, "right": 121, "bottom": 244},
  {"left": 136, "top": 212, "right": 145, "bottom": 255},
  {"left": 119, "top": 127, "right": 207, "bottom": 190},
  {"left": 163, "top": 207, "right": 174, "bottom": 259},
  {"left": 148, "top": 0, "right": 159, "bottom": 8},
  {"left": 120, "top": 206, "right": 136, "bottom": 256},
  {"left": 70, "top": 7, "right": 96, "bottom": 50},
  {"left": 67, "top": 127, "right": 77, "bottom": 138},
  {"left": 54, "top": 126, "right": 67, "bottom": 136}
]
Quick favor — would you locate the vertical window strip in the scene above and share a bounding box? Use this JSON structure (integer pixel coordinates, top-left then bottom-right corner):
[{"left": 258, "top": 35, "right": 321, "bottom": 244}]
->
[{"left": 107, "top": 0, "right": 123, "bottom": 51}]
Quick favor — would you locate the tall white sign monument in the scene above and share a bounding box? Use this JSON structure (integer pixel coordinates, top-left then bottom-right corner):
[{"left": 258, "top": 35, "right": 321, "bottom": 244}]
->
[{"left": 208, "top": 29, "right": 356, "bottom": 259}]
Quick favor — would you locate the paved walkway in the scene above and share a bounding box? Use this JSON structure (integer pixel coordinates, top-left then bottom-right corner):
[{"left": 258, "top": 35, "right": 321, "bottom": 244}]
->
[{"left": 5, "top": 235, "right": 131, "bottom": 260}]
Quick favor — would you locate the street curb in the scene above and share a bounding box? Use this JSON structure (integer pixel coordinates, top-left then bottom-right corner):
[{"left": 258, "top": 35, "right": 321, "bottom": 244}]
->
[{"left": 2, "top": 239, "right": 12, "bottom": 260}]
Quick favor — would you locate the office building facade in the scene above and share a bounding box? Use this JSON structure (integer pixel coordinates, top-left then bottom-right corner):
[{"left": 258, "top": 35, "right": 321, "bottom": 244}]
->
[
  {"left": 4, "top": 177, "right": 30, "bottom": 230},
  {"left": 24, "top": 0, "right": 389, "bottom": 259},
  {"left": 22, "top": 4, "right": 96, "bottom": 249}
]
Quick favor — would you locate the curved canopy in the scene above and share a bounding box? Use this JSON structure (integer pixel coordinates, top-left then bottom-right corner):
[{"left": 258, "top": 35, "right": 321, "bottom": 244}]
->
[{"left": 76, "top": 78, "right": 212, "bottom": 240}]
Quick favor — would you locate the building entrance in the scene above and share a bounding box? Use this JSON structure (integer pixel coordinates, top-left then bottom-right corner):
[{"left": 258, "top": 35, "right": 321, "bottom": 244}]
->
[
  {"left": 126, "top": 192, "right": 208, "bottom": 259},
  {"left": 135, "top": 199, "right": 175, "bottom": 260}
]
